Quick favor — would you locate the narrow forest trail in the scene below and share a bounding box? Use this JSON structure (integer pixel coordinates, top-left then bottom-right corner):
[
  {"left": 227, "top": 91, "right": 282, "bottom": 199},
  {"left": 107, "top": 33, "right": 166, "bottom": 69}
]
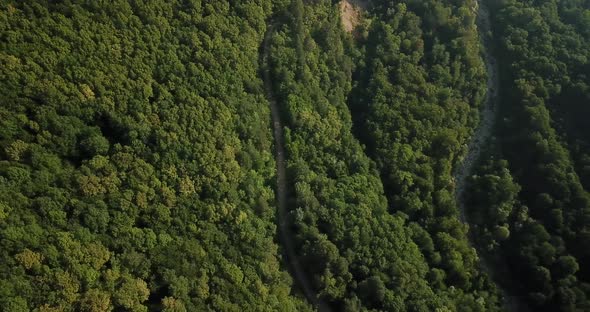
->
[
  {"left": 454, "top": 1, "right": 498, "bottom": 223},
  {"left": 262, "top": 23, "right": 331, "bottom": 312},
  {"left": 454, "top": 2, "right": 527, "bottom": 311}
]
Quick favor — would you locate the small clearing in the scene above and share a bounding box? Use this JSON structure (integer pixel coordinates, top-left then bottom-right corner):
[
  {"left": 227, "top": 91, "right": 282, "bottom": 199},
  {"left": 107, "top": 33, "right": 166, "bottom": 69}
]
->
[{"left": 340, "top": 0, "right": 367, "bottom": 33}]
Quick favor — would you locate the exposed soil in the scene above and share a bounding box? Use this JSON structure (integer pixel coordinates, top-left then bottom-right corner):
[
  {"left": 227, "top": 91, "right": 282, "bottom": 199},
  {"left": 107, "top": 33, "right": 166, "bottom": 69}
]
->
[{"left": 339, "top": 0, "right": 367, "bottom": 33}]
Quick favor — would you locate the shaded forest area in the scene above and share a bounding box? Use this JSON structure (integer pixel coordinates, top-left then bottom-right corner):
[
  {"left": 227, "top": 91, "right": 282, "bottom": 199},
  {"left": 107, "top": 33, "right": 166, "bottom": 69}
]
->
[
  {"left": 466, "top": 0, "right": 590, "bottom": 311},
  {"left": 1, "top": 0, "right": 590, "bottom": 311}
]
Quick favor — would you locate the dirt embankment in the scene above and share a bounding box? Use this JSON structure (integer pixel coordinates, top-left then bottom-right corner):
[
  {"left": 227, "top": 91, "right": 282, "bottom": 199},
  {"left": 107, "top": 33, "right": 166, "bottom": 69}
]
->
[{"left": 339, "top": 0, "right": 367, "bottom": 33}]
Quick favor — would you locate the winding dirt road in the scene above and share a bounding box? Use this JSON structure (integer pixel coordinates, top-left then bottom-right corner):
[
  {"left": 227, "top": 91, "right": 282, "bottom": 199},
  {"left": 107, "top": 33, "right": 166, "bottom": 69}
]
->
[
  {"left": 454, "top": 1, "right": 498, "bottom": 224},
  {"left": 262, "top": 24, "right": 331, "bottom": 312},
  {"left": 454, "top": 2, "right": 528, "bottom": 311}
]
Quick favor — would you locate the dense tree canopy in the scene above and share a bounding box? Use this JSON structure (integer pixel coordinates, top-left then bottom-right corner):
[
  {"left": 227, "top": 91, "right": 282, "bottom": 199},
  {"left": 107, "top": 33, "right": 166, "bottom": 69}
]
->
[
  {"left": 268, "top": 0, "right": 501, "bottom": 310},
  {"left": 2, "top": 0, "right": 590, "bottom": 311},
  {"left": 0, "top": 1, "right": 311, "bottom": 311},
  {"left": 348, "top": 0, "right": 502, "bottom": 309},
  {"left": 466, "top": 0, "right": 590, "bottom": 311}
]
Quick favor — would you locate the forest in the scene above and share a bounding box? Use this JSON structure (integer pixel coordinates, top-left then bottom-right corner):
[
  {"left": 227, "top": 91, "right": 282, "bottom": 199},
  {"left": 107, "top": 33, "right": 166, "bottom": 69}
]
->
[
  {"left": 0, "top": 0, "right": 589, "bottom": 311},
  {"left": 268, "top": 0, "right": 500, "bottom": 310},
  {"left": 466, "top": 0, "right": 590, "bottom": 311},
  {"left": 0, "top": 1, "right": 311, "bottom": 311}
]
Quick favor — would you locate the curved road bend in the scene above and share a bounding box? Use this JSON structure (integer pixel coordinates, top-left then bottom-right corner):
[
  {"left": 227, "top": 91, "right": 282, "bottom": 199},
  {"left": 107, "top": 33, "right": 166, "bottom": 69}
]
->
[
  {"left": 454, "top": 1, "right": 528, "bottom": 311},
  {"left": 262, "top": 23, "right": 331, "bottom": 312}
]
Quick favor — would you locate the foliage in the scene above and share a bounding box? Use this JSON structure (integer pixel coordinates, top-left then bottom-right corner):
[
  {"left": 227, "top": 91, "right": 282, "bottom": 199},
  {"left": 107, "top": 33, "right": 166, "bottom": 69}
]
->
[
  {"left": 269, "top": 0, "right": 500, "bottom": 310},
  {"left": 349, "top": 0, "right": 501, "bottom": 310},
  {"left": 4, "top": 0, "right": 589, "bottom": 311},
  {"left": 467, "top": 0, "right": 590, "bottom": 310},
  {"left": 0, "top": 1, "right": 310, "bottom": 311}
]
